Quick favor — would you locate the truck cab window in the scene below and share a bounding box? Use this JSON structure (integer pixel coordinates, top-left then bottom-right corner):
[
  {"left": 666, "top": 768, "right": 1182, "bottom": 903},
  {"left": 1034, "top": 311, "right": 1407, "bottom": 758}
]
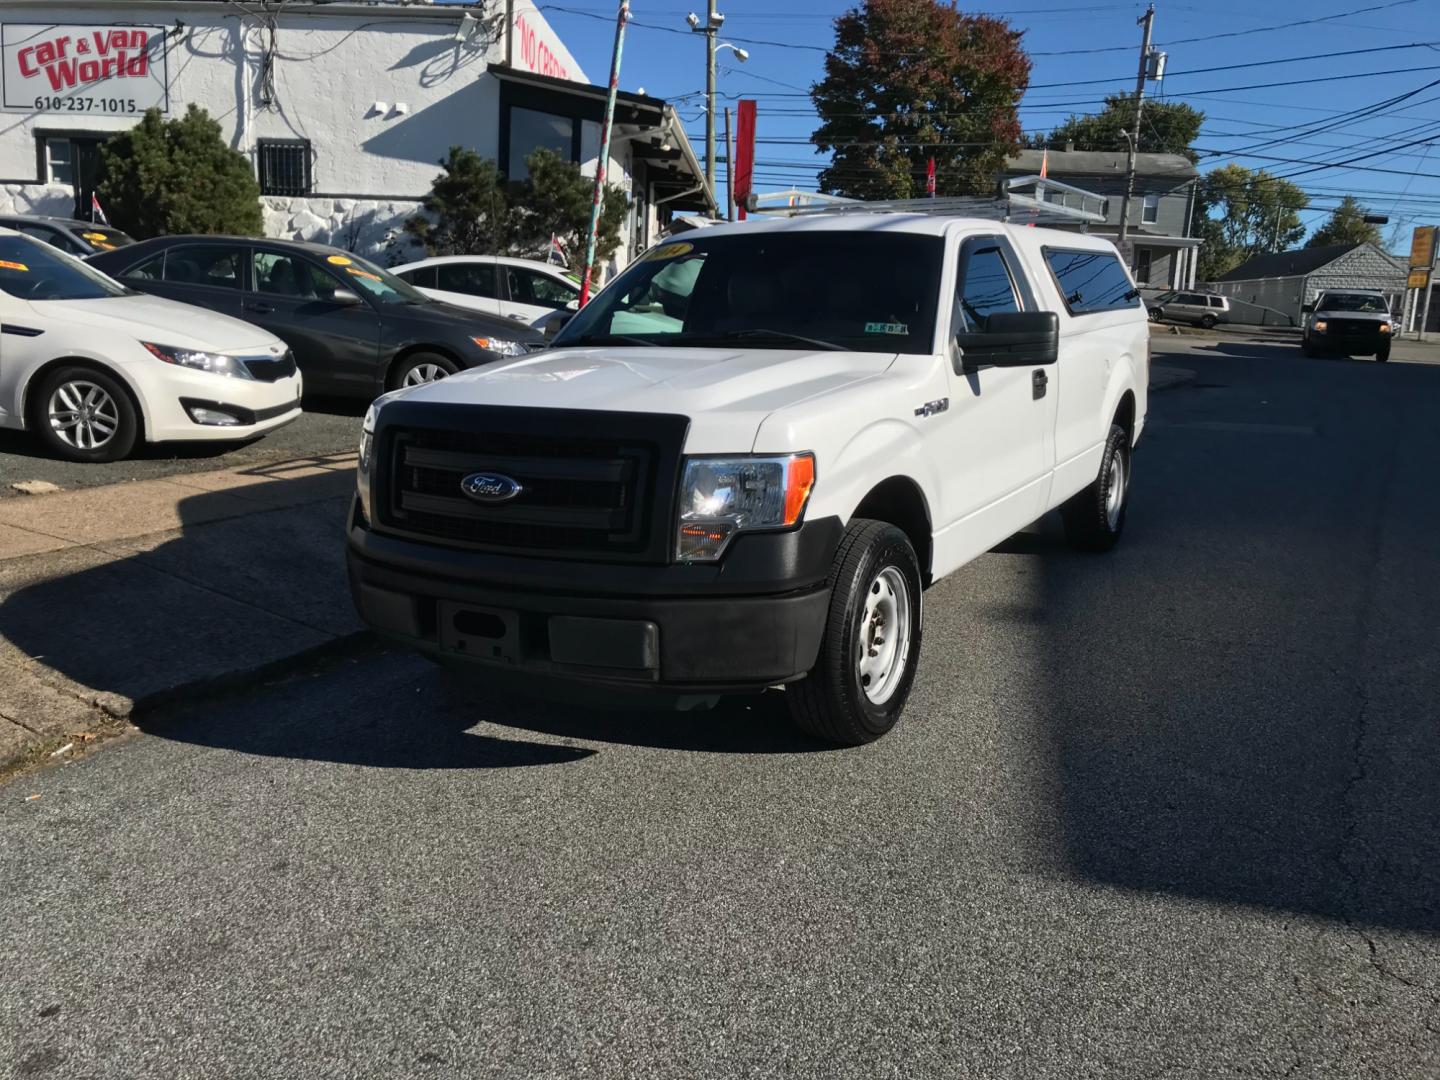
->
[{"left": 956, "top": 246, "right": 1020, "bottom": 332}]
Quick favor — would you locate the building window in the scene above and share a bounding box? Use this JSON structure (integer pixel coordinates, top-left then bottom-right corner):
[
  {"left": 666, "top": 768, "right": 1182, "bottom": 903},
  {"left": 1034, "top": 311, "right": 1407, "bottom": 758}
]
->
[
  {"left": 1136, "top": 249, "right": 1152, "bottom": 284},
  {"left": 45, "top": 138, "right": 74, "bottom": 185},
  {"left": 1142, "top": 193, "right": 1160, "bottom": 225},
  {"left": 509, "top": 107, "right": 576, "bottom": 180},
  {"left": 257, "top": 140, "right": 312, "bottom": 197}
]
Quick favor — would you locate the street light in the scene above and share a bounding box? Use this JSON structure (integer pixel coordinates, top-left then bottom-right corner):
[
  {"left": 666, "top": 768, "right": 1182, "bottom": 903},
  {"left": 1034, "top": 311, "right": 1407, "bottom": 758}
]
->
[{"left": 687, "top": 4, "right": 748, "bottom": 216}]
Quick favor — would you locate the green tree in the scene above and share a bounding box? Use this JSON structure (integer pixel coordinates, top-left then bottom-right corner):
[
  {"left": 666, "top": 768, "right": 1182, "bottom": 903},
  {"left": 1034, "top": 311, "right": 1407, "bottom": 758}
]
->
[
  {"left": 1194, "top": 164, "right": 1309, "bottom": 281},
  {"left": 1034, "top": 93, "right": 1205, "bottom": 163},
  {"left": 405, "top": 146, "right": 511, "bottom": 256},
  {"left": 811, "top": 0, "right": 1031, "bottom": 199},
  {"left": 406, "top": 148, "right": 625, "bottom": 269},
  {"left": 508, "top": 149, "right": 627, "bottom": 270},
  {"left": 96, "top": 106, "right": 262, "bottom": 238},
  {"left": 1305, "top": 195, "right": 1382, "bottom": 249}
]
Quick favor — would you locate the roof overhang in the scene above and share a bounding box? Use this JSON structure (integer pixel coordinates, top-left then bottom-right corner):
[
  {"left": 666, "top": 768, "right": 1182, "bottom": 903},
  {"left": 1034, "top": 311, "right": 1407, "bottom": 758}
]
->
[{"left": 489, "top": 64, "right": 714, "bottom": 214}]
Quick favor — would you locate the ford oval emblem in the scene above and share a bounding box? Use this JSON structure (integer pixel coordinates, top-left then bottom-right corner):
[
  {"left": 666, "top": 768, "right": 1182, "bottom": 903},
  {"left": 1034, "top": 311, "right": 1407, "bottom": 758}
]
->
[{"left": 460, "top": 472, "right": 523, "bottom": 504}]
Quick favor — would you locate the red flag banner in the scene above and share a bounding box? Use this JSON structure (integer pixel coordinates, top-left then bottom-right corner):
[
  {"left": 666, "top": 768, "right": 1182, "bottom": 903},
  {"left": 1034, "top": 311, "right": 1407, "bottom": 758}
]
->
[
  {"left": 926, "top": 156, "right": 936, "bottom": 197},
  {"left": 734, "top": 99, "right": 757, "bottom": 220}
]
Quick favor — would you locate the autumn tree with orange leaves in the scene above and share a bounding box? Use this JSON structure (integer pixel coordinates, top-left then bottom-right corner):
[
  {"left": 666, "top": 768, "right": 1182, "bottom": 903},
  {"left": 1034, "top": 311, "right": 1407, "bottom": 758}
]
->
[{"left": 811, "top": 0, "right": 1031, "bottom": 200}]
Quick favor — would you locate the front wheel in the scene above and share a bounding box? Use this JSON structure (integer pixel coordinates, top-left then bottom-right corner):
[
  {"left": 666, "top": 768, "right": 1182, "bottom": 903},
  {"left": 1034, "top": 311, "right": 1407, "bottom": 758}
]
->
[
  {"left": 1148, "top": 307, "right": 1162, "bottom": 323},
  {"left": 30, "top": 365, "right": 139, "bottom": 463},
  {"left": 1376, "top": 343, "right": 1390, "bottom": 363},
  {"left": 390, "top": 351, "right": 458, "bottom": 389},
  {"left": 787, "top": 520, "right": 923, "bottom": 746},
  {"left": 1199, "top": 314, "right": 1218, "bottom": 330},
  {"left": 1062, "top": 424, "right": 1131, "bottom": 552}
]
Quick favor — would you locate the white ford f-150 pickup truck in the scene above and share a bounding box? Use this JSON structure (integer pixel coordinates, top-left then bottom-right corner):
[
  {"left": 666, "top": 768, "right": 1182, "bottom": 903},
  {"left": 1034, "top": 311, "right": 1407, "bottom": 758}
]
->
[{"left": 348, "top": 214, "right": 1149, "bottom": 744}]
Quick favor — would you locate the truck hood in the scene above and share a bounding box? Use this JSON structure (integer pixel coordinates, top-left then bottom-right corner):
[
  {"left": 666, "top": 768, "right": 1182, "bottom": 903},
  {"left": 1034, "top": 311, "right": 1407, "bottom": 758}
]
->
[
  {"left": 31, "top": 293, "right": 282, "bottom": 352},
  {"left": 1315, "top": 308, "right": 1390, "bottom": 322},
  {"left": 394, "top": 346, "right": 899, "bottom": 453}
]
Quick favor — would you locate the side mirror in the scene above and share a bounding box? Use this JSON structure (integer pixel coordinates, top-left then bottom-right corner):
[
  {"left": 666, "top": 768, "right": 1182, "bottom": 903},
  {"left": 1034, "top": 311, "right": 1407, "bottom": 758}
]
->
[
  {"left": 328, "top": 287, "right": 362, "bottom": 306},
  {"left": 565, "top": 298, "right": 580, "bottom": 311},
  {"left": 543, "top": 310, "right": 575, "bottom": 340},
  {"left": 1301, "top": 303, "right": 1314, "bottom": 314},
  {"left": 954, "top": 311, "right": 1059, "bottom": 372}
]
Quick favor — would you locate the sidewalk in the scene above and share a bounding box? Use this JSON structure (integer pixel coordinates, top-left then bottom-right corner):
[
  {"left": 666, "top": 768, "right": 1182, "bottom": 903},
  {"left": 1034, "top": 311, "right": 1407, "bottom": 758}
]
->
[{"left": 0, "top": 453, "right": 364, "bottom": 777}]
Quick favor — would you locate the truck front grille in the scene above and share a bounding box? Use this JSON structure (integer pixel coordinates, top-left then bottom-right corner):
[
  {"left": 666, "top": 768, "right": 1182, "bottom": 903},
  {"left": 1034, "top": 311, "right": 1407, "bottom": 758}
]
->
[{"left": 373, "top": 406, "right": 689, "bottom": 562}]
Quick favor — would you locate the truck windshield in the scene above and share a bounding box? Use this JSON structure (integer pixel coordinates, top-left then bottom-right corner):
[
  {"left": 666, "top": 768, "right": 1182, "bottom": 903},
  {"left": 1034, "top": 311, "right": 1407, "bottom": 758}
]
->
[
  {"left": 1319, "top": 294, "right": 1389, "bottom": 313},
  {"left": 0, "top": 235, "right": 128, "bottom": 301},
  {"left": 555, "top": 231, "right": 945, "bottom": 354}
]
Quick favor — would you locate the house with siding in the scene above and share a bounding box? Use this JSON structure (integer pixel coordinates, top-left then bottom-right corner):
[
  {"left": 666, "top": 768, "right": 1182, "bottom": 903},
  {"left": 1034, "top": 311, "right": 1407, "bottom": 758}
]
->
[
  {"left": 1001, "top": 149, "right": 1202, "bottom": 289},
  {"left": 1209, "top": 243, "right": 1407, "bottom": 325}
]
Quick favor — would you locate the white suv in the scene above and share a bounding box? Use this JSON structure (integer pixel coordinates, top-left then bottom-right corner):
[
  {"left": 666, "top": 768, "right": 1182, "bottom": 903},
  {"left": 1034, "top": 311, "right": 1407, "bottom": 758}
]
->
[{"left": 348, "top": 215, "right": 1149, "bottom": 744}]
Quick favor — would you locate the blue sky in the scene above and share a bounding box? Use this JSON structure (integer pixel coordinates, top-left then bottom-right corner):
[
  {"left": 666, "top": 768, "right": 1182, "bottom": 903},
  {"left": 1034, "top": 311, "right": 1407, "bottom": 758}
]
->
[{"left": 517, "top": 0, "right": 1439, "bottom": 248}]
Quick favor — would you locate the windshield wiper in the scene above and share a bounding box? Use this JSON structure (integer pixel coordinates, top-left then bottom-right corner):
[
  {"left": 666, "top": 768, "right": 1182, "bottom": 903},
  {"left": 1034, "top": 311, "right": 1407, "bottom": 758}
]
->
[
  {"left": 705, "top": 328, "right": 845, "bottom": 351},
  {"left": 560, "top": 333, "right": 658, "bottom": 348}
]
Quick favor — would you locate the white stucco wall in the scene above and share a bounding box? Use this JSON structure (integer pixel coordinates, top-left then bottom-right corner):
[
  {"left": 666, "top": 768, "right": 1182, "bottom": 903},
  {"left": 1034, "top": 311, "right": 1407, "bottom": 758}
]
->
[{"left": 0, "top": 0, "right": 598, "bottom": 262}]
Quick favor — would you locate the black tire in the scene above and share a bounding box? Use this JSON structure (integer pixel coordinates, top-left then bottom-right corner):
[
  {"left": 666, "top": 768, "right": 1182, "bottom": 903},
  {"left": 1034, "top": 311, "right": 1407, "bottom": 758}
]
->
[
  {"left": 1199, "top": 314, "right": 1218, "bottom": 330},
  {"left": 1148, "top": 307, "right": 1162, "bottom": 323},
  {"left": 1302, "top": 336, "right": 1317, "bottom": 358},
  {"left": 1376, "top": 344, "right": 1390, "bottom": 363},
  {"left": 29, "top": 365, "right": 139, "bottom": 463},
  {"left": 787, "top": 520, "right": 923, "bottom": 746},
  {"left": 389, "top": 351, "right": 458, "bottom": 389},
  {"left": 1061, "top": 423, "right": 1131, "bottom": 552}
]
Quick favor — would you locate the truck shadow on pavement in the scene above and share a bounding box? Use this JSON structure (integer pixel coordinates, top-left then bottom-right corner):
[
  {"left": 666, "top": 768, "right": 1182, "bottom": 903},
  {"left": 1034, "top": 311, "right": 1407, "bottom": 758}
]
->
[
  {"left": 1024, "top": 357, "right": 1440, "bottom": 937},
  {"left": 0, "top": 461, "right": 824, "bottom": 771}
]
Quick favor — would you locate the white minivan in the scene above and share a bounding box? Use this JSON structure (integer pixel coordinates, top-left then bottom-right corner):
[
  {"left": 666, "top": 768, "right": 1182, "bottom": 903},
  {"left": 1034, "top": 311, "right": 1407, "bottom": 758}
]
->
[
  {"left": 0, "top": 228, "right": 302, "bottom": 462},
  {"left": 391, "top": 256, "right": 579, "bottom": 327}
]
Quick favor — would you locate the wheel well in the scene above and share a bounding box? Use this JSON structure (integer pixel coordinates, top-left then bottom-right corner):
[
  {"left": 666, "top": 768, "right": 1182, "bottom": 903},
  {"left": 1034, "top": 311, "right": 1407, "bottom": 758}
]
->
[
  {"left": 383, "top": 344, "right": 464, "bottom": 390},
  {"left": 22, "top": 357, "right": 146, "bottom": 440},
  {"left": 852, "top": 477, "right": 933, "bottom": 585},
  {"left": 1113, "top": 390, "right": 1136, "bottom": 444}
]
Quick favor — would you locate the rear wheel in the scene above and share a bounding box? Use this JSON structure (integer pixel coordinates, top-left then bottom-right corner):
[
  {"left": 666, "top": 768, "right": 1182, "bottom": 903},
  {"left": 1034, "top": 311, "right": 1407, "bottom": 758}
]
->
[
  {"left": 1062, "top": 423, "right": 1130, "bottom": 552},
  {"left": 390, "top": 351, "right": 457, "bottom": 389},
  {"left": 30, "top": 365, "right": 139, "bottom": 463},
  {"left": 787, "top": 520, "right": 923, "bottom": 746}
]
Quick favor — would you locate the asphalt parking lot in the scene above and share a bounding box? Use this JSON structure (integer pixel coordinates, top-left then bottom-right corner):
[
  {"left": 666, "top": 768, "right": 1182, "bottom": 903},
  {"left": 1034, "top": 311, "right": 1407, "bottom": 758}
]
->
[{"left": 2, "top": 337, "right": 1437, "bottom": 1078}]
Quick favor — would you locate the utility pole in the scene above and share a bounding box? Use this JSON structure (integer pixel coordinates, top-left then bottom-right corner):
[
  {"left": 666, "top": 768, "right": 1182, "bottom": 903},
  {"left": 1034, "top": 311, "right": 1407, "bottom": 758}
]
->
[
  {"left": 579, "top": 0, "right": 630, "bottom": 307},
  {"left": 1116, "top": 3, "right": 1155, "bottom": 260},
  {"left": 705, "top": 0, "right": 718, "bottom": 212},
  {"left": 724, "top": 106, "right": 736, "bottom": 221}
]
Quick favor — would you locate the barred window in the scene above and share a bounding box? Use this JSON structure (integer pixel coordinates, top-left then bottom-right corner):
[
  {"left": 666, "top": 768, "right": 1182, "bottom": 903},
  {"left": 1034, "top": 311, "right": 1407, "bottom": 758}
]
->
[{"left": 257, "top": 140, "right": 312, "bottom": 196}]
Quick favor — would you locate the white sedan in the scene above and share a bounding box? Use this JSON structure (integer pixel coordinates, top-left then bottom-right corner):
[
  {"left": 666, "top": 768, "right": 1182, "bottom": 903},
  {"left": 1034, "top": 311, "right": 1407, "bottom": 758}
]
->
[
  {"left": 0, "top": 228, "right": 303, "bottom": 462},
  {"left": 390, "top": 255, "right": 579, "bottom": 327}
]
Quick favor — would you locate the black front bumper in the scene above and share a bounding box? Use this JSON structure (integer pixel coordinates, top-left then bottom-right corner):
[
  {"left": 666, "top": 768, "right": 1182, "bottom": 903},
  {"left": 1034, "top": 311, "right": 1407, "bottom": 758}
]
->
[{"left": 347, "top": 501, "right": 840, "bottom": 694}]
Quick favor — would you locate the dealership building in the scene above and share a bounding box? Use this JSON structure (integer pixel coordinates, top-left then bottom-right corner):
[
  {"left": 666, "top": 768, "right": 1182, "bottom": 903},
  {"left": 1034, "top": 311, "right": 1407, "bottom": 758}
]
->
[{"left": 0, "top": 0, "right": 712, "bottom": 269}]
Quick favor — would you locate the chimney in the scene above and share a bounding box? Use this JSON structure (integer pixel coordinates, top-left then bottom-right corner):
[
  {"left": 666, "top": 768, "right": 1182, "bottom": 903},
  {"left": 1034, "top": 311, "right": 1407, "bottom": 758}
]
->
[{"left": 1065, "top": 141, "right": 1074, "bottom": 153}]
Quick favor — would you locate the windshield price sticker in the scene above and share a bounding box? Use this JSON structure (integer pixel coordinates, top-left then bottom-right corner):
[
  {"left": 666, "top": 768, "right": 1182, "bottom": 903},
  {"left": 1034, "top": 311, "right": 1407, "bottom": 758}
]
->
[
  {"left": 345, "top": 267, "right": 381, "bottom": 282},
  {"left": 864, "top": 321, "right": 909, "bottom": 335},
  {"left": 327, "top": 255, "right": 353, "bottom": 266},
  {"left": 644, "top": 241, "right": 693, "bottom": 261},
  {"left": 0, "top": 260, "right": 30, "bottom": 272}
]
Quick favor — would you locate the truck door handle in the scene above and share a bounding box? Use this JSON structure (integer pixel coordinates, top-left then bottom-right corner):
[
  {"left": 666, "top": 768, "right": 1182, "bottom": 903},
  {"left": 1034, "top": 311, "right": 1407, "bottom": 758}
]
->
[
  {"left": 245, "top": 301, "right": 274, "bottom": 314},
  {"left": 1032, "top": 369, "right": 1048, "bottom": 400}
]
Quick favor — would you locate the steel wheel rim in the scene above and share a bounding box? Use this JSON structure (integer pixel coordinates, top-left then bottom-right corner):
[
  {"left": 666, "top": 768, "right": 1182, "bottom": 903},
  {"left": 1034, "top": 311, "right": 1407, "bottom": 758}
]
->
[
  {"left": 856, "top": 565, "right": 912, "bottom": 705},
  {"left": 402, "top": 363, "right": 447, "bottom": 386},
  {"left": 48, "top": 380, "right": 119, "bottom": 451},
  {"left": 1105, "top": 448, "right": 1127, "bottom": 530}
]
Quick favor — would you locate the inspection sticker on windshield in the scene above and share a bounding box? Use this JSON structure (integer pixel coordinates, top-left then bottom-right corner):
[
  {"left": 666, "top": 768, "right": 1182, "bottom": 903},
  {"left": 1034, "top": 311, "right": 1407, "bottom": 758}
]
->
[
  {"left": 327, "top": 255, "right": 354, "bottom": 266},
  {"left": 0, "top": 261, "right": 28, "bottom": 272},
  {"left": 644, "top": 241, "right": 693, "bottom": 261},
  {"left": 345, "top": 267, "right": 381, "bottom": 281},
  {"left": 864, "top": 321, "right": 908, "bottom": 335},
  {"left": 81, "top": 232, "right": 108, "bottom": 241}
]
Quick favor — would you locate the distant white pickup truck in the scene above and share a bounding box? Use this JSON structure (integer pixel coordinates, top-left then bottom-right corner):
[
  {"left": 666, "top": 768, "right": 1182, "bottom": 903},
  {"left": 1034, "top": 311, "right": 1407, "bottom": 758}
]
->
[{"left": 348, "top": 214, "right": 1150, "bottom": 744}]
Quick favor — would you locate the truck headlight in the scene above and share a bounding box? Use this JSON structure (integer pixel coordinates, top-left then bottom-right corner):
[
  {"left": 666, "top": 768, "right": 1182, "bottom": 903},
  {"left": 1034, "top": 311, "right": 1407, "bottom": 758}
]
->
[
  {"left": 676, "top": 453, "right": 815, "bottom": 562},
  {"left": 1312, "top": 320, "right": 1328, "bottom": 333},
  {"left": 1379, "top": 322, "right": 1392, "bottom": 334},
  {"left": 142, "top": 341, "right": 255, "bottom": 379},
  {"left": 356, "top": 387, "right": 415, "bottom": 524}
]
